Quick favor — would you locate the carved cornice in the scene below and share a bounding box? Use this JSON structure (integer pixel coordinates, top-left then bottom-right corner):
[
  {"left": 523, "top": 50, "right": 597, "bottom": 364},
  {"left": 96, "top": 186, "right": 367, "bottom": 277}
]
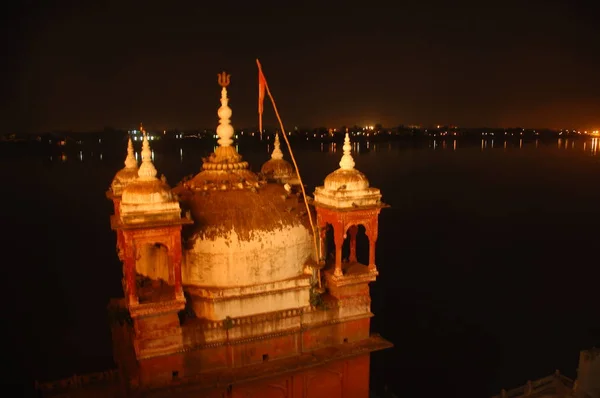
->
[
  {"left": 114, "top": 217, "right": 193, "bottom": 231},
  {"left": 135, "top": 326, "right": 182, "bottom": 340},
  {"left": 129, "top": 299, "right": 186, "bottom": 318},
  {"left": 335, "top": 295, "right": 371, "bottom": 308},
  {"left": 325, "top": 268, "right": 378, "bottom": 286},
  {"left": 313, "top": 202, "right": 389, "bottom": 213}
]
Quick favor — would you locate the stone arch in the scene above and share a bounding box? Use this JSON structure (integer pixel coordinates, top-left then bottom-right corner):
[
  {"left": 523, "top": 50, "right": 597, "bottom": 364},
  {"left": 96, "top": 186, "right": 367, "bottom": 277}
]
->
[
  {"left": 342, "top": 223, "right": 369, "bottom": 265},
  {"left": 322, "top": 222, "right": 336, "bottom": 263},
  {"left": 134, "top": 242, "right": 176, "bottom": 304}
]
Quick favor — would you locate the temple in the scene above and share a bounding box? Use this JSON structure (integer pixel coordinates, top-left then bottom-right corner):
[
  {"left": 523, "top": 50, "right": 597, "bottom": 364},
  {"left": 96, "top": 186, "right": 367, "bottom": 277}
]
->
[{"left": 36, "top": 72, "right": 392, "bottom": 397}]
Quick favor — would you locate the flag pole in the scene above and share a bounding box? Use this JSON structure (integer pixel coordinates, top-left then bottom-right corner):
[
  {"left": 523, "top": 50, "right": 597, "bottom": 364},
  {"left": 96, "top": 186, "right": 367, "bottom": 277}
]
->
[{"left": 256, "top": 59, "right": 321, "bottom": 270}]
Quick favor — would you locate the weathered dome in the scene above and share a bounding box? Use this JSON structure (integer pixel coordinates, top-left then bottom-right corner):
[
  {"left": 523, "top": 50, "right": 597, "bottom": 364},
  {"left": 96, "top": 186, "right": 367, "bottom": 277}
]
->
[
  {"left": 111, "top": 138, "right": 138, "bottom": 196},
  {"left": 176, "top": 73, "right": 314, "bottom": 288},
  {"left": 121, "top": 179, "right": 174, "bottom": 205},
  {"left": 261, "top": 133, "right": 298, "bottom": 183},
  {"left": 323, "top": 168, "right": 370, "bottom": 191},
  {"left": 178, "top": 183, "right": 313, "bottom": 287}
]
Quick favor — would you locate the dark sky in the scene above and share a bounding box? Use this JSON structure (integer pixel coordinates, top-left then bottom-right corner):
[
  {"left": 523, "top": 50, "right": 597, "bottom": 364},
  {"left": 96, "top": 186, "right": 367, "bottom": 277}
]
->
[{"left": 3, "top": 0, "right": 600, "bottom": 133}]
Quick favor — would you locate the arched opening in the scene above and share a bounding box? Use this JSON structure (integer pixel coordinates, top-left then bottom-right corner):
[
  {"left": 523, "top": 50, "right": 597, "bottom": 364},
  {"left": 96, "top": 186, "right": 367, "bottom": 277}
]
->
[
  {"left": 342, "top": 224, "right": 369, "bottom": 266},
  {"left": 135, "top": 242, "right": 175, "bottom": 303},
  {"left": 324, "top": 223, "right": 336, "bottom": 263}
]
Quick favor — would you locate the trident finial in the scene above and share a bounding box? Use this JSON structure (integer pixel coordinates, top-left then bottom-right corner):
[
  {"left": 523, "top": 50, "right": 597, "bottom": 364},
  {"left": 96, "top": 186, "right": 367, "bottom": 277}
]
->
[
  {"left": 218, "top": 71, "right": 230, "bottom": 88},
  {"left": 216, "top": 73, "right": 234, "bottom": 147}
]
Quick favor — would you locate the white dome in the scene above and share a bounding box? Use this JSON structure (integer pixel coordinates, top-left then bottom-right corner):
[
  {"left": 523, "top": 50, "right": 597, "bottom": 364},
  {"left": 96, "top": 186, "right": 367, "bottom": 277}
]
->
[{"left": 180, "top": 184, "right": 313, "bottom": 287}]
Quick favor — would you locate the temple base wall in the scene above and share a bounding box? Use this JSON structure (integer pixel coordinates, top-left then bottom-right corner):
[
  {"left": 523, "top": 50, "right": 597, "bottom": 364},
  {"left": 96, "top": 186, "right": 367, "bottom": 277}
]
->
[{"left": 134, "top": 354, "right": 371, "bottom": 398}]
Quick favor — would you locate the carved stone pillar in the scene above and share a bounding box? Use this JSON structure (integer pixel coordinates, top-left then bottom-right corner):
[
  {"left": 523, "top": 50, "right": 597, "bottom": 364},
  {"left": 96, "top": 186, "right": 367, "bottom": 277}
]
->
[
  {"left": 171, "top": 236, "right": 184, "bottom": 300},
  {"left": 319, "top": 225, "right": 327, "bottom": 262},
  {"left": 333, "top": 222, "right": 344, "bottom": 277},
  {"left": 365, "top": 220, "right": 378, "bottom": 271},
  {"left": 124, "top": 244, "right": 138, "bottom": 306},
  {"left": 348, "top": 225, "right": 358, "bottom": 263},
  {"left": 115, "top": 229, "right": 126, "bottom": 262}
]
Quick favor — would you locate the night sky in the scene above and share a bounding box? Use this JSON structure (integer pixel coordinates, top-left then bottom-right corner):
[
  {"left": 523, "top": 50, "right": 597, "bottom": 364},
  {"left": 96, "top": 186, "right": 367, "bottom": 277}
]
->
[{"left": 3, "top": 0, "right": 600, "bottom": 133}]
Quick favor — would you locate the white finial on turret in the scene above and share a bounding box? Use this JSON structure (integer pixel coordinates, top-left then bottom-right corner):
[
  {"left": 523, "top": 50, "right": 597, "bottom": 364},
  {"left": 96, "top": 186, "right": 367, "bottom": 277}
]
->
[
  {"left": 124, "top": 137, "right": 137, "bottom": 169},
  {"left": 137, "top": 131, "right": 157, "bottom": 180},
  {"left": 339, "top": 133, "right": 355, "bottom": 170},
  {"left": 216, "top": 72, "right": 233, "bottom": 147},
  {"left": 271, "top": 132, "right": 284, "bottom": 160}
]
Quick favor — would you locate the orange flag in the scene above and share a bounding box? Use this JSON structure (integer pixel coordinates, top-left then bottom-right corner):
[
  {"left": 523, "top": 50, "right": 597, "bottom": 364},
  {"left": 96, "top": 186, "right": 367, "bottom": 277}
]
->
[{"left": 257, "top": 60, "right": 266, "bottom": 134}]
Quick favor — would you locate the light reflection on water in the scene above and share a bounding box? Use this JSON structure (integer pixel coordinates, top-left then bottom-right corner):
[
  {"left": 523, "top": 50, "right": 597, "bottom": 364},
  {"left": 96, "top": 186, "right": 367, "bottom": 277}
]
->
[{"left": 46, "top": 138, "right": 600, "bottom": 166}]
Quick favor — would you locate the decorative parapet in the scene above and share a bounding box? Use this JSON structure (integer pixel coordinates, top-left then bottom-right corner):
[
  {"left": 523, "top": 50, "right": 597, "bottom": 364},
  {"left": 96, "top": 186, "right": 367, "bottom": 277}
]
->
[
  {"left": 190, "top": 306, "right": 310, "bottom": 331},
  {"left": 34, "top": 369, "right": 119, "bottom": 394}
]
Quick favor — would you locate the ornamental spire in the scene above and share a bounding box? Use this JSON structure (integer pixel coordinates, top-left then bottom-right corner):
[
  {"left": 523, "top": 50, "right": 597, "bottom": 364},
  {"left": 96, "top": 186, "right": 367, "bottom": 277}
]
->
[
  {"left": 339, "top": 132, "right": 355, "bottom": 170},
  {"left": 137, "top": 131, "right": 157, "bottom": 180},
  {"left": 124, "top": 137, "right": 137, "bottom": 169},
  {"left": 216, "top": 71, "right": 234, "bottom": 148},
  {"left": 271, "top": 132, "right": 284, "bottom": 160}
]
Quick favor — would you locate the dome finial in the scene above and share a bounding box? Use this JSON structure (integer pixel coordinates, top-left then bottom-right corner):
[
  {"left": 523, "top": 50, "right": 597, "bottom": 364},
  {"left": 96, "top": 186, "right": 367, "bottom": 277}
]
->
[
  {"left": 216, "top": 72, "right": 234, "bottom": 148},
  {"left": 339, "top": 133, "right": 355, "bottom": 170},
  {"left": 124, "top": 137, "right": 137, "bottom": 169},
  {"left": 271, "top": 132, "right": 284, "bottom": 160},
  {"left": 137, "top": 131, "right": 157, "bottom": 180}
]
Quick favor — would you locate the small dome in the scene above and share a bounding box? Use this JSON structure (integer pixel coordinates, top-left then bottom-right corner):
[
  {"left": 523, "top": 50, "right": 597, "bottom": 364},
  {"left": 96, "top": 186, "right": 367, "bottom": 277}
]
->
[
  {"left": 121, "top": 133, "right": 167, "bottom": 205},
  {"left": 261, "top": 133, "right": 297, "bottom": 182},
  {"left": 110, "top": 138, "right": 138, "bottom": 196},
  {"left": 120, "top": 132, "right": 181, "bottom": 224},
  {"left": 121, "top": 179, "right": 174, "bottom": 205},
  {"left": 313, "top": 133, "right": 381, "bottom": 209},
  {"left": 324, "top": 168, "right": 369, "bottom": 191}
]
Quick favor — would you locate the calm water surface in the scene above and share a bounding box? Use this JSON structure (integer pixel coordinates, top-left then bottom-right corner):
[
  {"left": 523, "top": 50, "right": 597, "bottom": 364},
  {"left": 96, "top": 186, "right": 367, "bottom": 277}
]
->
[{"left": 3, "top": 137, "right": 600, "bottom": 397}]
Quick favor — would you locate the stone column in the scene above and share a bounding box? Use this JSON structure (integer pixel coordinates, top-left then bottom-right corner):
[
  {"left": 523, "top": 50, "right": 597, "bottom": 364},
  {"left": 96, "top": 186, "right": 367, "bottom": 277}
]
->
[
  {"left": 173, "top": 260, "right": 183, "bottom": 301},
  {"left": 169, "top": 229, "right": 184, "bottom": 300},
  {"left": 319, "top": 225, "right": 327, "bottom": 263},
  {"left": 365, "top": 219, "right": 378, "bottom": 271},
  {"left": 348, "top": 225, "right": 358, "bottom": 263},
  {"left": 124, "top": 243, "right": 138, "bottom": 306},
  {"left": 333, "top": 222, "right": 344, "bottom": 277}
]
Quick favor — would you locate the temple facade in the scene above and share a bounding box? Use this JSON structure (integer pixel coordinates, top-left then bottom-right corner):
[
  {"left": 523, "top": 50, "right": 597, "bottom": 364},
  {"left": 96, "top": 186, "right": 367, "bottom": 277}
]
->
[{"left": 36, "top": 72, "right": 392, "bottom": 397}]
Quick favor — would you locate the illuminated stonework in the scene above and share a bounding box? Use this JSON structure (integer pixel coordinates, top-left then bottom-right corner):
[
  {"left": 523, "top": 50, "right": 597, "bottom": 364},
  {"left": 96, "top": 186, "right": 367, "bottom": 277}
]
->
[
  {"left": 120, "top": 133, "right": 180, "bottom": 225},
  {"left": 110, "top": 137, "right": 138, "bottom": 197},
  {"left": 172, "top": 73, "right": 315, "bottom": 322},
  {"left": 314, "top": 133, "right": 382, "bottom": 209},
  {"left": 261, "top": 132, "right": 299, "bottom": 184},
  {"left": 39, "top": 70, "right": 394, "bottom": 398}
]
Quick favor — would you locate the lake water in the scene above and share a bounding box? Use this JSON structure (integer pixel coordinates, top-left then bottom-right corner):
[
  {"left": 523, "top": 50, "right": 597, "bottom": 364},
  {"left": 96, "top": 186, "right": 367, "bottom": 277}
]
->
[{"left": 4, "top": 137, "right": 600, "bottom": 397}]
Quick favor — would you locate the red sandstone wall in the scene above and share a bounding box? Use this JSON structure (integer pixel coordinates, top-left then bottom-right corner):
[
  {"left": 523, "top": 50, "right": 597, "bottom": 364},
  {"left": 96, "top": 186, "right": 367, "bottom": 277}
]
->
[
  {"left": 230, "top": 354, "right": 370, "bottom": 398},
  {"left": 303, "top": 317, "right": 371, "bottom": 352}
]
